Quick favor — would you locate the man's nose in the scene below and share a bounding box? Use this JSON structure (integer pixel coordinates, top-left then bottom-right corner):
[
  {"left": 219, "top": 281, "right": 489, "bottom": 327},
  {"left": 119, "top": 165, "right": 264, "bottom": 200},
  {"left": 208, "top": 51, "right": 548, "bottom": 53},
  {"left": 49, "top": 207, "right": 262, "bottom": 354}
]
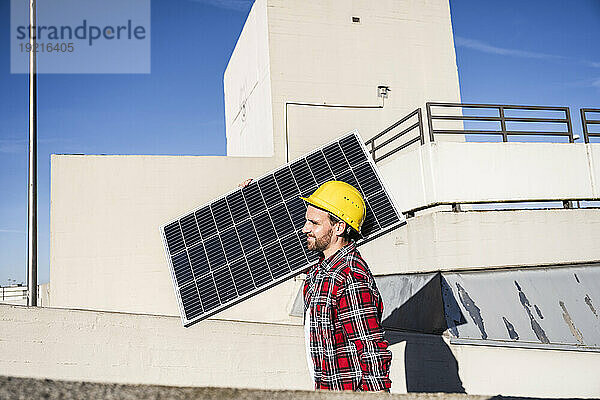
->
[{"left": 301, "top": 221, "right": 309, "bottom": 233}]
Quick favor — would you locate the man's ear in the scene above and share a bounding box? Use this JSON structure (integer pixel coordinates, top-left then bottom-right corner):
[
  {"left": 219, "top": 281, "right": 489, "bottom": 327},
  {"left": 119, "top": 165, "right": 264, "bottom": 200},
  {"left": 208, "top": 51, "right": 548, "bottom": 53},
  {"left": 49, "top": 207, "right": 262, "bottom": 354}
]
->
[{"left": 333, "top": 221, "right": 347, "bottom": 237}]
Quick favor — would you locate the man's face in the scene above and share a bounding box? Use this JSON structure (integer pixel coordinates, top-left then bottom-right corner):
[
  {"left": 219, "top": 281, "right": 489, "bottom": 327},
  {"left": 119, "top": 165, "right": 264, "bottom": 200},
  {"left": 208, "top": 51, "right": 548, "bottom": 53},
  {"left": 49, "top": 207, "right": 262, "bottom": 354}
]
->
[{"left": 301, "top": 205, "right": 334, "bottom": 252}]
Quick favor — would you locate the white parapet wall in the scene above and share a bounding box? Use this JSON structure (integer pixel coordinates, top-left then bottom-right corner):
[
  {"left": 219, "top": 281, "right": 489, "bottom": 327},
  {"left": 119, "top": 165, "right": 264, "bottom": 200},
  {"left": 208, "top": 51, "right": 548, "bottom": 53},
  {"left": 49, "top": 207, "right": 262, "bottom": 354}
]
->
[
  {"left": 378, "top": 142, "right": 600, "bottom": 213},
  {"left": 1, "top": 304, "right": 599, "bottom": 397}
]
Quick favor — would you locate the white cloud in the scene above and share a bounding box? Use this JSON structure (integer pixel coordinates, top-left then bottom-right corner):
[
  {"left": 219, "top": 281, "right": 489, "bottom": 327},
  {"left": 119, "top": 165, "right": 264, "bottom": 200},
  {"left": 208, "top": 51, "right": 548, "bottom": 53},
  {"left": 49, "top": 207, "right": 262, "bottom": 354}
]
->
[
  {"left": 592, "top": 78, "right": 600, "bottom": 89},
  {"left": 454, "top": 36, "right": 562, "bottom": 60},
  {"left": 0, "top": 229, "right": 25, "bottom": 234}
]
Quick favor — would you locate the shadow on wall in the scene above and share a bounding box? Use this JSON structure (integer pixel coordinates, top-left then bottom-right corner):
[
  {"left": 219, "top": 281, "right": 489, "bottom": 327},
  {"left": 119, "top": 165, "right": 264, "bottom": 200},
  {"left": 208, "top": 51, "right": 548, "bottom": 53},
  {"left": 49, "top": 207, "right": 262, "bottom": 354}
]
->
[
  {"left": 381, "top": 273, "right": 466, "bottom": 393},
  {"left": 385, "top": 330, "right": 465, "bottom": 393}
]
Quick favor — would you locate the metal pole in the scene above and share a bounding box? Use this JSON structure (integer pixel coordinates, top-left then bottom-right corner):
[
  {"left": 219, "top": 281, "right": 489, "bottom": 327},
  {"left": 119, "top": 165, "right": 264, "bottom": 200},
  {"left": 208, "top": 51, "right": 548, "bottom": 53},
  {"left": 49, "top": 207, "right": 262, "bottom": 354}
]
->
[{"left": 27, "top": 0, "right": 38, "bottom": 307}]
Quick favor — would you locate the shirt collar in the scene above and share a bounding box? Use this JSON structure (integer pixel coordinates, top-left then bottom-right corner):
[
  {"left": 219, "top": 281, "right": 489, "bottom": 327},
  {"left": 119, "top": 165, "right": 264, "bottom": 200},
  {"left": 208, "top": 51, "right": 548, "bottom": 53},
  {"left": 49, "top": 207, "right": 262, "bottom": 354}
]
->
[{"left": 319, "top": 241, "right": 356, "bottom": 271}]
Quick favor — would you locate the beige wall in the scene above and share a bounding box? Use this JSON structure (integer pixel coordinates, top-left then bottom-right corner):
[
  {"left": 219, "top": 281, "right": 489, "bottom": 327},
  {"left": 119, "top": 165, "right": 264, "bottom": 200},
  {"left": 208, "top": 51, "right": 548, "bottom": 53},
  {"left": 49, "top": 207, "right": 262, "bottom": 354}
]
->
[
  {"left": 379, "top": 142, "right": 600, "bottom": 213},
  {"left": 360, "top": 209, "right": 600, "bottom": 276},
  {"left": 2, "top": 304, "right": 598, "bottom": 397},
  {"left": 49, "top": 155, "right": 282, "bottom": 318},
  {"left": 225, "top": 0, "right": 462, "bottom": 160},
  {"left": 50, "top": 144, "right": 600, "bottom": 321}
]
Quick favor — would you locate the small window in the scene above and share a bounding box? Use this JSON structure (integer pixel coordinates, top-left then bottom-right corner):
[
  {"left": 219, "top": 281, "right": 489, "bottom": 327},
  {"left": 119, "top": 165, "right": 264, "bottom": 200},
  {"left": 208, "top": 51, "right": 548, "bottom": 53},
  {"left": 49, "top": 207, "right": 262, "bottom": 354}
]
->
[{"left": 352, "top": 16, "right": 360, "bottom": 23}]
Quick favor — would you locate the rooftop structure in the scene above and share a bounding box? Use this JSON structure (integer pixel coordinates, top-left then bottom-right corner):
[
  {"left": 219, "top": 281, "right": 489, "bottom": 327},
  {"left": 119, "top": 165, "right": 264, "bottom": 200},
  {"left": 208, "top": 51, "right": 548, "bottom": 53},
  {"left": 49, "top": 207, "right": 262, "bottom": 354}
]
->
[{"left": 2, "top": 0, "right": 599, "bottom": 398}]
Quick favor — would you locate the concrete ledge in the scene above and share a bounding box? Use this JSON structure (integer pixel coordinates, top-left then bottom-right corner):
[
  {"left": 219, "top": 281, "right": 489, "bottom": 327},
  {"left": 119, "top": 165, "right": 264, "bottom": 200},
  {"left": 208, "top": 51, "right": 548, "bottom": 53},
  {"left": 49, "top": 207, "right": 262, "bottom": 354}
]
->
[
  {"left": 360, "top": 209, "right": 600, "bottom": 275},
  {"left": 0, "top": 375, "right": 506, "bottom": 400},
  {"left": 2, "top": 304, "right": 599, "bottom": 398}
]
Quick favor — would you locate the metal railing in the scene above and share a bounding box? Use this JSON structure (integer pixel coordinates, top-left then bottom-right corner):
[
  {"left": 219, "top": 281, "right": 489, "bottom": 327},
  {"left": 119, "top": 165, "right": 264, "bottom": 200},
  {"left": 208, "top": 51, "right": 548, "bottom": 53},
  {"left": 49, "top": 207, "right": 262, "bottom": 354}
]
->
[
  {"left": 364, "top": 103, "right": 599, "bottom": 166},
  {"left": 364, "top": 108, "right": 423, "bottom": 163},
  {"left": 0, "top": 285, "right": 27, "bottom": 303},
  {"left": 426, "top": 102, "right": 574, "bottom": 143},
  {"left": 581, "top": 108, "right": 600, "bottom": 143}
]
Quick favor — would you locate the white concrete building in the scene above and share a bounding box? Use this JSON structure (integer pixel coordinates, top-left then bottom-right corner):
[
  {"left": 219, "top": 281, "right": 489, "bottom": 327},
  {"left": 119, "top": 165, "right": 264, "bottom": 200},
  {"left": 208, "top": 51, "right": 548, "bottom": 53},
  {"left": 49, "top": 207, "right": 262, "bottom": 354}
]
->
[{"left": 2, "top": 0, "right": 599, "bottom": 398}]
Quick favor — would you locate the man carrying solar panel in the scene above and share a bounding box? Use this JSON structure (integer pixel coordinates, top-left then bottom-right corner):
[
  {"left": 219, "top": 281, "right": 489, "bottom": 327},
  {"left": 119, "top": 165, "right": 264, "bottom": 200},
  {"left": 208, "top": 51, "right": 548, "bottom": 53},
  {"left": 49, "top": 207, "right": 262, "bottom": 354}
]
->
[
  {"left": 241, "top": 178, "right": 392, "bottom": 391},
  {"left": 298, "top": 180, "right": 392, "bottom": 391}
]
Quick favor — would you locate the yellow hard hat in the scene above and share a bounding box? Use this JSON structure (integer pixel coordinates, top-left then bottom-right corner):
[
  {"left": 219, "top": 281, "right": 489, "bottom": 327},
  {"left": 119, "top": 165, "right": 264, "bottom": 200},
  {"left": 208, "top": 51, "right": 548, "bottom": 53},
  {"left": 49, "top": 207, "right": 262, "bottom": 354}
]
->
[{"left": 301, "top": 181, "right": 366, "bottom": 233}]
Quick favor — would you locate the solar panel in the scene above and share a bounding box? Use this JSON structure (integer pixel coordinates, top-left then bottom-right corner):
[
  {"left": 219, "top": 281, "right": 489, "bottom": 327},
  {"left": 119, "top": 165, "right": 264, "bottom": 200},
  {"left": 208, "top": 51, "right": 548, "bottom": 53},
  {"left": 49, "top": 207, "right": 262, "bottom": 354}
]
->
[{"left": 161, "top": 131, "right": 406, "bottom": 327}]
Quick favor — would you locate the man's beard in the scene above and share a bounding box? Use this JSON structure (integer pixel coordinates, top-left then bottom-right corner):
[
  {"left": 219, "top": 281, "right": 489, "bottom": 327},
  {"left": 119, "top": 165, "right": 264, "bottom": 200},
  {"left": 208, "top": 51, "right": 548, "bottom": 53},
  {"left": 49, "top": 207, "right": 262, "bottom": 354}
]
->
[{"left": 306, "top": 229, "right": 333, "bottom": 252}]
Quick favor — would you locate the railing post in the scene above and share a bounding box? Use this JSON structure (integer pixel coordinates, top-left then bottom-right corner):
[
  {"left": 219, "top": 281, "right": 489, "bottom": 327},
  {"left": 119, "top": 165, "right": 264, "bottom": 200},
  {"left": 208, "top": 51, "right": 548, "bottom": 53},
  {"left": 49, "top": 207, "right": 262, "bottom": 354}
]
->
[
  {"left": 426, "top": 103, "right": 435, "bottom": 142},
  {"left": 370, "top": 140, "right": 376, "bottom": 161},
  {"left": 565, "top": 107, "right": 574, "bottom": 143},
  {"left": 417, "top": 108, "right": 424, "bottom": 145},
  {"left": 499, "top": 106, "right": 508, "bottom": 142},
  {"left": 581, "top": 109, "right": 589, "bottom": 144}
]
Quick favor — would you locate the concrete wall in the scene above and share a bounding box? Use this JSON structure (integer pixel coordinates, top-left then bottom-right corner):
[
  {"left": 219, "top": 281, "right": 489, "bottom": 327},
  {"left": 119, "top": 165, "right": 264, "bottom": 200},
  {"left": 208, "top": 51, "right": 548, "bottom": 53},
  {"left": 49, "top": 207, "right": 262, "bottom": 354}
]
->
[
  {"left": 1, "top": 304, "right": 598, "bottom": 398},
  {"left": 225, "top": 0, "right": 462, "bottom": 160},
  {"left": 379, "top": 142, "right": 600, "bottom": 213},
  {"left": 224, "top": 0, "right": 275, "bottom": 158},
  {"left": 49, "top": 142, "right": 600, "bottom": 321},
  {"left": 360, "top": 209, "right": 600, "bottom": 276},
  {"left": 50, "top": 154, "right": 289, "bottom": 320}
]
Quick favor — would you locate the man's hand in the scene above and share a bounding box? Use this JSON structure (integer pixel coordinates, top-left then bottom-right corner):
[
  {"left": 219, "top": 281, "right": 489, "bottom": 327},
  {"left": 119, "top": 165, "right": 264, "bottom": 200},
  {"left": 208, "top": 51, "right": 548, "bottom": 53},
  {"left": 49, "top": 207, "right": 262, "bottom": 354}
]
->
[{"left": 238, "top": 178, "right": 253, "bottom": 188}]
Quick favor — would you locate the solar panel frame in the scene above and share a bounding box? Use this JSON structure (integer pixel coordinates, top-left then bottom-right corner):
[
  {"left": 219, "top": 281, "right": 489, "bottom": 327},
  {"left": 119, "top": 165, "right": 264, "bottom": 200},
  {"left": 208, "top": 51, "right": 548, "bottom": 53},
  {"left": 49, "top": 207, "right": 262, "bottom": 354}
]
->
[{"left": 160, "top": 130, "right": 406, "bottom": 327}]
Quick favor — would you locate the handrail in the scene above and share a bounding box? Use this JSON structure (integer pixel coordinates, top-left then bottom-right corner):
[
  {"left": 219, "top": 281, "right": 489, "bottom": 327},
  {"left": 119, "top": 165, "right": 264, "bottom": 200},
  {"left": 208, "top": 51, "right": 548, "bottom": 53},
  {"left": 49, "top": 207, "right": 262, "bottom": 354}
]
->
[
  {"left": 581, "top": 108, "right": 600, "bottom": 143},
  {"left": 364, "top": 108, "right": 423, "bottom": 163},
  {"left": 364, "top": 103, "right": 599, "bottom": 167},
  {"left": 426, "top": 102, "right": 574, "bottom": 143}
]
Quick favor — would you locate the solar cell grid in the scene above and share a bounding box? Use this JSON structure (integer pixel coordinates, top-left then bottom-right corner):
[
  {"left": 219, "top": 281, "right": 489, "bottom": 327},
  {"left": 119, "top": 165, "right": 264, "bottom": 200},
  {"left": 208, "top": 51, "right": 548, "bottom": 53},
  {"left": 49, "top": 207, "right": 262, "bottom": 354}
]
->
[
  {"left": 179, "top": 283, "right": 202, "bottom": 320},
  {"left": 172, "top": 252, "right": 193, "bottom": 286},
  {"left": 258, "top": 175, "right": 283, "bottom": 207},
  {"left": 211, "top": 199, "right": 233, "bottom": 232},
  {"left": 246, "top": 251, "right": 272, "bottom": 286},
  {"left": 229, "top": 258, "right": 255, "bottom": 295},
  {"left": 226, "top": 191, "right": 249, "bottom": 224},
  {"left": 213, "top": 267, "right": 237, "bottom": 303},
  {"left": 161, "top": 131, "right": 405, "bottom": 327},
  {"left": 361, "top": 199, "right": 380, "bottom": 238},
  {"left": 236, "top": 220, "right": 260, "bottom": 253},
  {"left": 290, "top": 159, "right": 316, "bottom": 192},
  {"left": 196, "top": 274, "right": 220, "bottom": 311},
  {"left": 281, "top": 233, "right": 307, "bottom": 267},
  {"left": 353, "top": 162, "right": 382, "bottom": 197},
  {"left": 274, "top": 167, "right": 299, "bottom": 200},
  {"left": 264, "top": 242, "right": 289, "bottom": 279},
  {"left": 367, "top": 191, "right": 397, "bottom": 228},
  {"left": 188, "top": 242, "right": 210, "bottom": 276},
  {"left": 195, "top": 207, "right": 217, "bottom": 239},
  {"left": 340, "top": 135, "right": 368, "bottom": 165},
  {"left": 180, "top": 214, "right": 201, "bottom": 247},
  {"left": 221, "top": 228, "right": 243, "bottom": 263},
  {"left": 204, "top": 235, "right": 227, "bottom": 270},
  {"left": 242, "top": 183, "right": 266, "bottom": 216},
  {"left": 252, "top": 212, "right": 277, "bottom": 245},
  {"left": 322, "top": 142, "right": 350, "bottom": 175},
  {"left": 164, "top": 222, "right": 184, "bottom": 255},
  {"left": 269, "top": 203, "right": 295, "bottom": 237},
  {"left": 306, "top": 151, "right": 334, "bottom": 184}
]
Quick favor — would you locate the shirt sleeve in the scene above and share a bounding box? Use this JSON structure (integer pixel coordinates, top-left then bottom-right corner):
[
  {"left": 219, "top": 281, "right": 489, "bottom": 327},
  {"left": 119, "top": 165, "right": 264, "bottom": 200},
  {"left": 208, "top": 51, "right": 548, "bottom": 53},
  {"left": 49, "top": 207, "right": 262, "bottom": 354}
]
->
[{"left": 336, "top": 275, "right": 392, "bottom": 391}]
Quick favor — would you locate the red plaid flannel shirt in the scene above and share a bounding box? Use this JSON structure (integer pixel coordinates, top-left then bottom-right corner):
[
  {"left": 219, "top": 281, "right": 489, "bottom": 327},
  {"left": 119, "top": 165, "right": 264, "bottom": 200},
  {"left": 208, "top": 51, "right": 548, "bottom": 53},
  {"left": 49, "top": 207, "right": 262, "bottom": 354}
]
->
[{"left": 303, "top": 241, "right": 392, "bottom": 391}]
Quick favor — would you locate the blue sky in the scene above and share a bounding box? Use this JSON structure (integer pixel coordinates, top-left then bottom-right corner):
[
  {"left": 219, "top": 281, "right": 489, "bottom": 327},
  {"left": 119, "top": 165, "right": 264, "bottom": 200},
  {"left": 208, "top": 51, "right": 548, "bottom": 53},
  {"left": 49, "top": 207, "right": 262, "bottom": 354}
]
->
[{"left": 0, "top": 0, "right": 598, "bottom": 286}]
